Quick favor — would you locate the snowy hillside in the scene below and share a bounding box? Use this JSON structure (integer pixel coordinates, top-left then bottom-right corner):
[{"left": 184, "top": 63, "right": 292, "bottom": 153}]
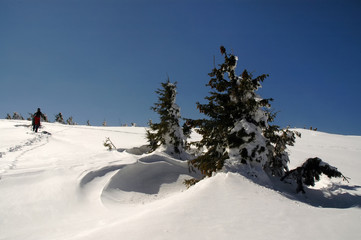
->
[{"left": 1, "top": 119, "right": 360, "bottom": 240}]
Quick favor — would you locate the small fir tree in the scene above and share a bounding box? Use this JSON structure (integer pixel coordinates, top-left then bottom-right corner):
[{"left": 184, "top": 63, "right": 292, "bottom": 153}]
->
[
  {"left": 12, "top": 112, "right": 24, "bottom": 120},
  {"left": 6, "top": 113, "right": 12, "bottom": 119},
  {"left": 55, "top": 113, "right": 65, "bottom": 124},
  {"left": 66, "top": 116, "right": 75, "bottom": 125},
  {"left": 186, "top": 46, "right": 298, "bottom": 180},
  {"left": 147, "top": 79, "right": 186, "bottom": 158}
]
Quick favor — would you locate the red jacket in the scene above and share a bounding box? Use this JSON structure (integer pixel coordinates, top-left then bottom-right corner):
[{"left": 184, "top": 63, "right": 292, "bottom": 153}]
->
[{"left": 34, "top": 116, "right": 40, "bottom": 126}]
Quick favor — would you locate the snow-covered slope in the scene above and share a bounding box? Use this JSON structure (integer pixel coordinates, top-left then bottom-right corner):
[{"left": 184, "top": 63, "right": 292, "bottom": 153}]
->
[{"left": 0, "top": 120, "right": 360, "bottom": 240}]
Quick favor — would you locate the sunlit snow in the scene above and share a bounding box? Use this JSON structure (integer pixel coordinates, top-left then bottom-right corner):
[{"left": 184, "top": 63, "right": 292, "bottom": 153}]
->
[{"left": 1, "top": 119, "right": 360, "bottom": 240}]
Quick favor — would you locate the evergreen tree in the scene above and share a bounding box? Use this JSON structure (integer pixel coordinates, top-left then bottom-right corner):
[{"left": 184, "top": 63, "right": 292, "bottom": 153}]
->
[
  {"left": 12, "top": 112, "right": 24, "bottom": 120},
  {"left": 55, "top": 113, "right": 65, "bottom": 124},
  {"left": 66, "top": 116, "right": 75, "bottom": 125},
  {"left": 6, "top": 113, "right": 11, "bottom": 120},
  {"left": 185, "top": 46, "right": 347, "bottom": 193},
  {"left": 187, "top": 46, "right": 297, "bottom": 179},
  {"left": 263, "top": 126, "right": 301, "bottom": 177},
  {"left": 147, "top": 79, "right": 186, "bottom": 158}
]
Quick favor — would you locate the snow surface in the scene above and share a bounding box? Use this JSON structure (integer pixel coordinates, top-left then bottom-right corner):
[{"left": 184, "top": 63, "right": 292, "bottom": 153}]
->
[{"left": 1, "top": 119, "right": 361, "bottom": 240}]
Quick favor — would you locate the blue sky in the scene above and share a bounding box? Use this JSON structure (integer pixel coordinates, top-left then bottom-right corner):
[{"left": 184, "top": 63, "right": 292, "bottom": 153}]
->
[{"left": 1, "top": 0, "right": 360, "bottom": 135}]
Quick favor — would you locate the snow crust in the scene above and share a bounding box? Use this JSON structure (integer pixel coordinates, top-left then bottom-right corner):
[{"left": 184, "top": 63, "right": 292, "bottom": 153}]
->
[{"left": 1, "top": 120, "right": 361, "bottom": 239}]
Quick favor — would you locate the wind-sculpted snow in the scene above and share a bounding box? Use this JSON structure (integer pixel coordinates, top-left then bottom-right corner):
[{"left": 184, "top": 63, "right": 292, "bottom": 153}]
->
[
  {"left": 79, "top": 164, "right": 127, "bottom": 188},
  {"left": 79, "top": 152, "right": 200, "bottom": 205},
  {"left": 101, "top": 153, "right": 200, "bottom": 204},
  {"left": 1, "top": 120, "right": 361, "bottom": 240}
]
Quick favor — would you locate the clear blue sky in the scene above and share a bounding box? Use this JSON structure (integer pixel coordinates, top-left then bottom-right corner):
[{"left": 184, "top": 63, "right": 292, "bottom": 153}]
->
[{"left": 1, "top": 0, "right": 360, "bottom": 135}]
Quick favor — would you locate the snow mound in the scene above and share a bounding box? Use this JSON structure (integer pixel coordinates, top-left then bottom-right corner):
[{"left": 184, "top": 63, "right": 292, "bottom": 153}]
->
[
  {"left": 101, "top": 153, "right": 198, "bottom": 204},
  {"left": 79, "top": 164, "right": 127, "bottom": 188}
]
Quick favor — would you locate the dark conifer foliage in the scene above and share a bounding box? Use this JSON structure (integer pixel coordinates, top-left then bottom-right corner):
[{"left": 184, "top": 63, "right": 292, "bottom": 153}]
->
[
  {"left": 147, "top": 79, "right": 186, "bottom": 158},
  {"left": 55, "top": 113, "right": 65, "bottom": 124},
  {"left": 264, "top": 126, "right": 301, "bottom": 177},
  {"left": 66, "top": 116, "right": 75, "bottom": 125},
  {"left": 186, "top": 46, "right": 298, "bottom": 179},
  {"left": 281, "top": 157, "right": 348, "bottom": 193}
]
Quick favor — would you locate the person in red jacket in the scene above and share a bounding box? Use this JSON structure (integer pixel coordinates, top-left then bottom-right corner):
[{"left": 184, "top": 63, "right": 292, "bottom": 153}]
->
[{"left": 33, "top": 108, "right": 45, "bottom": 132}]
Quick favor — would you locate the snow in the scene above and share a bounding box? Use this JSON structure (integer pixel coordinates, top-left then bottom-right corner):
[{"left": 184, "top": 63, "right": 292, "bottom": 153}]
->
[
  {"left": 1, "top": 119, "right": 361, "bottom": 239},
  {"left": 227, "top": 119, "right": 268, "bottom": 170}
]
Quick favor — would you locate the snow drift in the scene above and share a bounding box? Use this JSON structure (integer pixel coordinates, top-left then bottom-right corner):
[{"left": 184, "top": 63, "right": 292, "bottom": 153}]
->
[{"left": 0, "top": 119, "right": 360, "bottom": 240}]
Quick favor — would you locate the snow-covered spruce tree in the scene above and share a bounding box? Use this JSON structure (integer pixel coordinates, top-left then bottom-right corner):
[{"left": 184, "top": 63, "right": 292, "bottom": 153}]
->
[
  {"left": 12, "top": 112, "right": 24, "bottom": 120},
  {"left": 147, "top": 79, "right": 186, "bottom": 159},
  {"left": 55, "top": 113, "right": 65, "bottom": 124},
  {"left": 263, "top": 125, "right": 301, "bottom": 177},
  {"left": 186, "top": 46, "right": 297, "bottom": 182}
]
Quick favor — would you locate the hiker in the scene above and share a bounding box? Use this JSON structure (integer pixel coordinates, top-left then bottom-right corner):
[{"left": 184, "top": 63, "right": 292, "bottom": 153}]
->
[{"left": 33, "top": 108, "right": 45, "bottom": 132}]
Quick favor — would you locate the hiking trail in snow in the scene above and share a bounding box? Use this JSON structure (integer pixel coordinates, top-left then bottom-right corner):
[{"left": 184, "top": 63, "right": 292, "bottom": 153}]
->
[{"left": 0, "top": 126, "right": 51, "bottom": 179}]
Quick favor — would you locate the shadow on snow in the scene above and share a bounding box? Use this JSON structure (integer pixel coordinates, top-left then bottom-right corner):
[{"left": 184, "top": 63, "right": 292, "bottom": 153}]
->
[{"left": 268, "top": 176, "right": 361, "bottom": 209}]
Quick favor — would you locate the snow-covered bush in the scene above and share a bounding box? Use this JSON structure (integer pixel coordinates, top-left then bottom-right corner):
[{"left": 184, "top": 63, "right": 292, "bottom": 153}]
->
[
  {"left": 281, "top": 157, "right": 348, "bottom": 193},
  {"left": 104, "top": 137, "right": 116, "bottom": 151},
  {"left": 147, "top": 79, "right": 187, "bottom": 159}
]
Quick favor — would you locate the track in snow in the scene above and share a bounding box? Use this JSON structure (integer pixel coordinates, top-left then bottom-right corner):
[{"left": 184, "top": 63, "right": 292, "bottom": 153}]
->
[{"left": 0, "top": 130, "right": 51, "bottom": 179}]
